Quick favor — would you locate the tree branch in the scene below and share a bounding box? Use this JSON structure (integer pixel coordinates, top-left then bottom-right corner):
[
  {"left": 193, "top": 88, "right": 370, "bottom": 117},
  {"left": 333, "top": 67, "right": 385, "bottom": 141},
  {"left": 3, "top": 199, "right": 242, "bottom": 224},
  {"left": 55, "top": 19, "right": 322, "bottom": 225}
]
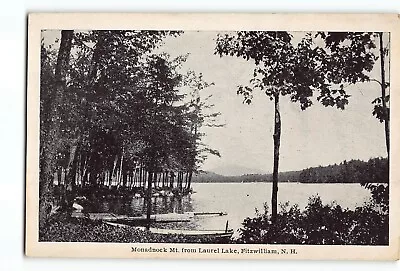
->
[{"left": 369, "top": 78, "right": 383, "bottom": 87}]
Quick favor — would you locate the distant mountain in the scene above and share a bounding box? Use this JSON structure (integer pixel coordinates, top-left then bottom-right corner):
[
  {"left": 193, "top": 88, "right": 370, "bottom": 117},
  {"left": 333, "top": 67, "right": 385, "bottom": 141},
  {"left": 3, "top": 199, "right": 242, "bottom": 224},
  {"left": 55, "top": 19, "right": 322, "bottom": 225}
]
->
[
  {"left": 207, "top": 164, "right": 267, "bottom": 176},
  {"left": 193, "top": 170, "right": 284, "bottom": 183},
  {"left": 192, "top": 171, "right": 225, "bottom": 183}
]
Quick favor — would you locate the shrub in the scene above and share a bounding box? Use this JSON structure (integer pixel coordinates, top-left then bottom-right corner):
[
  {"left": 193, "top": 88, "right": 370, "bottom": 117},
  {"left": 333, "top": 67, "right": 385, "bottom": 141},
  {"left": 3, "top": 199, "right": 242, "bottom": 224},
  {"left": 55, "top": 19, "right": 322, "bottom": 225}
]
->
[{"left": 238, "top": 195, "right": 388, "bottom": 245}]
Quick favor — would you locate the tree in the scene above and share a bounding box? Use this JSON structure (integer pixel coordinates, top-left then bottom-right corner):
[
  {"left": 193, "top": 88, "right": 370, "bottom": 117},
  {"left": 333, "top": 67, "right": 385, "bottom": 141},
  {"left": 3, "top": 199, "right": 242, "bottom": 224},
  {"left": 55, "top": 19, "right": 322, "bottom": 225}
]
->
[
  {"left": 320, "top": 32, "right": 390, "bottom": 156},
  {"left": 39, "top": 30, "right": 186, "bottom": 222},
  {"left": 182, "top": 71, "right": 222, "bottom": 190},
  {"left": 67, "top": 30, "right": 183, "bottom": 184},
  {"left": 215, "top": 31, "right": 371, "bottom": 222},
  {"left": 39, "top": 30, "right": 74, "bottom": 227},
  {"left": 377, "top": 32, "right": 390, "bottom": 157},
  {"left": 40, "top": 30, "right": 223, "bottom": 231},
  {"left": 135, "top": 53, "right": 189, "bottom": 228},
  {"left": 319, "top": 32, "right": 390, "bottom": 207}
]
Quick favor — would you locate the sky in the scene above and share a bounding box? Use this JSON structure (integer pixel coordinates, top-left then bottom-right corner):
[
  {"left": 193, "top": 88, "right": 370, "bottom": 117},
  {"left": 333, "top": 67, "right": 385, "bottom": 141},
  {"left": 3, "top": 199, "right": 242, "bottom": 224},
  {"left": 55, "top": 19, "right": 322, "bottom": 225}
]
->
[
  {"left": 157, "top": 31, "right": 388, "bottom": 173},
  {"left": 42, "top": 30, "right": 389, "bottom": 174}
]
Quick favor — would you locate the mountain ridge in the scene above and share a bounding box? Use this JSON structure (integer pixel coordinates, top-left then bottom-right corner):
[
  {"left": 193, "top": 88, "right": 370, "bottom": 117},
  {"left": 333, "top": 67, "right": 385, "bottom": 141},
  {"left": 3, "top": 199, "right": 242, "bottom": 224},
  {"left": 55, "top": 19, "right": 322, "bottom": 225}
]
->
[
  {"left": 205, "top": 164, "right": 267, "bottom": 176},
  {"left": 193, "top": 157, "right": 388, "bottom": 184}
]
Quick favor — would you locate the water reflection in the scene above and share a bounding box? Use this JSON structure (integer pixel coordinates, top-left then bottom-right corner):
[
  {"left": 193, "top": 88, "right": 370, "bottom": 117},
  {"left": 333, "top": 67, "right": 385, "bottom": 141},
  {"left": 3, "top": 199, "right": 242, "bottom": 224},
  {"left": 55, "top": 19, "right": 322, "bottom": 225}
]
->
[{"left": 85, "top": 183, "right": 373, "bottom": 234}]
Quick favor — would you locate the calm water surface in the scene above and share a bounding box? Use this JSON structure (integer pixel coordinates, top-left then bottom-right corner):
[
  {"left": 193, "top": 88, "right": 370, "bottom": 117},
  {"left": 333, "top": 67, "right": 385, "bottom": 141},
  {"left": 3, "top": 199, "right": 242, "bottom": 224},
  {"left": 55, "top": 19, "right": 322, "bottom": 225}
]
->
[{"left": 97, "top": 183, "right": 372, "bottom": 236}]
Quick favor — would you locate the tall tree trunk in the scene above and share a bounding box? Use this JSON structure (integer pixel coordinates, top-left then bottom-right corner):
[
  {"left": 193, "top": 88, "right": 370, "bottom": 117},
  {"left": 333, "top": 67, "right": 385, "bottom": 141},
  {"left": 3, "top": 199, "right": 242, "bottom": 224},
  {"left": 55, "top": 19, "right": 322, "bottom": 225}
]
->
[
  {"left": 82, "top": 156, "right": 89, "bottom": 187},
  {"left": 87, "top": 32, "right": 104, "bottom": 86},
  {"left": 39, "top": 30, "right": 73, "bottom": 228},
  {"left": 178, "top": 172, "right": 183, "bottom": 191},
  {"left": 187, "top": 171, "right": 193, "bottom": 190},
  {"left": 110, "top": 155, "right": 118, "bottom": 188},
  {"left": 76, "top": 153, "right": 81, "bottom": 186},
  {"left": 117, "top": 149, "right": 124, "bottom": 188},
  {"left": 188, "top": 124, "right": 197, "bottom": 191},
  {"left": 169, "top": 171, "right": 174, "bottom": 188},
  {"left": 80, "top": 155, "right": 88, "bottom": 187},
  {"left": 139, "top": 166, "right": 142, "bottom": 188},
  {"left": 133, "top": 169, "right": 137, "bottom": 188},
  {"left": 184, "top": 172, "right": 188, "bottom": 189},
  {"left": 122, "top": 171, "right": 128, "bottom": 188},
  {"left": 146, "top": 171, "right": 153, "bottom": 230},
  {"left": 63, "top": 139, "right": 79, "bottom": 211},
  {"left": 379, "top": 32, "right": 390, "bottom": 157},
  {"left": 136, "top": 167, "right": 139, "bottom": 188},
  {"left": 57, "top": 168, "right": 61, "bottom": 185},
  {"left": 271, "top": 93, "right": 281, "bottom": 223}
]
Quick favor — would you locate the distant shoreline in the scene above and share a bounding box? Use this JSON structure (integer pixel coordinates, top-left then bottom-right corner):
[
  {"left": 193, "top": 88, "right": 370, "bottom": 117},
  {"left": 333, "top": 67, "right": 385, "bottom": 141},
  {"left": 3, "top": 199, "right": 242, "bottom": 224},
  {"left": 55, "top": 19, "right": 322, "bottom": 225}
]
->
[{"left": 194, "top": 157, "right": 388, "bottom": 184}]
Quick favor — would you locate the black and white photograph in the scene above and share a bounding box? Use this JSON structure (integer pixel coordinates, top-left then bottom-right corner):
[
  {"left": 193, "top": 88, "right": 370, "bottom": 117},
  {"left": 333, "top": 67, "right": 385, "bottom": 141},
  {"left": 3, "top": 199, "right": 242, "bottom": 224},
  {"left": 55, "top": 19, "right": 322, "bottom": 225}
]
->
[{"left": 25, "top": 13, "right": 400, "bottom": 260}]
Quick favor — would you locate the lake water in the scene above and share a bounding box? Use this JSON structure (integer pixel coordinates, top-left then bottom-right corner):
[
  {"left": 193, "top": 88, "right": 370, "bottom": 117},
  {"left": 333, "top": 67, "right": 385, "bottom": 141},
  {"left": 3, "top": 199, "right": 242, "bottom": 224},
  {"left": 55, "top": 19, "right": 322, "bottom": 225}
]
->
[{"left": 97, "top": 183, "right": 372, "bottom": 237}]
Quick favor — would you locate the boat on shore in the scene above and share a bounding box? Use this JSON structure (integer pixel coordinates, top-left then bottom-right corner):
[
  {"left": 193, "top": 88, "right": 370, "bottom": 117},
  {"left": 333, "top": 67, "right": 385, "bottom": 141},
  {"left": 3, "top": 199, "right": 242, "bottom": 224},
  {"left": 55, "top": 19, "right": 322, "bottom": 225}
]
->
[
  {"left": 104, "top": 221, "right": 234, "bottom": 239},
  {"left": 71, "top": 209, "right": 233, "bottom": 239}
]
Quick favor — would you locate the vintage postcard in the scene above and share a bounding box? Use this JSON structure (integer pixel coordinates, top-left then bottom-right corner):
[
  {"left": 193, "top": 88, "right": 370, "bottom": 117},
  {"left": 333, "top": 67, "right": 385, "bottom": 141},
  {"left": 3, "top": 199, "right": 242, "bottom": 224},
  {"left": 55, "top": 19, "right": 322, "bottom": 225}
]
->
[{"left": 26, "top": 13, "right": 400, "bottom": 260}]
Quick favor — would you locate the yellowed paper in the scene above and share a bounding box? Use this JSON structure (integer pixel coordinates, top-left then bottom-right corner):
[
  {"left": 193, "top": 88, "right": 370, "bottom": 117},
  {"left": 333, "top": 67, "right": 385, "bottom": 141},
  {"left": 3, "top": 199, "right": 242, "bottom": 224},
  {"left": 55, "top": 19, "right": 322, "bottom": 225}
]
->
[{"left": 26, "top": 13, "right": 400, "bottom": 260}]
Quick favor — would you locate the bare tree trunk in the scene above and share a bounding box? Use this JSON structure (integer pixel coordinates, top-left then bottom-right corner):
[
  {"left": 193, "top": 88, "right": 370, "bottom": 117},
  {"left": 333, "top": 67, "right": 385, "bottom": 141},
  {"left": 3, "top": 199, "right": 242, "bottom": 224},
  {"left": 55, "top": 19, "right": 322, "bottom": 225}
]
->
[
  {"left": 169, "top": 171, "right": 174, "bottom": 188},
  {"left": 138, "top": 168, "right": 142, "bottom": 188},
  {"left": 39, "top": 30, "right": 73, "bottom": 228},
  {"left": 76, "top": 153, "right": 81, "bottom": 186},
  {"left": 146, "top": 171, "right": 153, "bottom": 230},
  {"left": 379, "top": 32, "right": 390, "bottom": 157},
  {"left": 184, "top": 172, "right": 188, "bottom": 189},
  {"left": 187, "top": 171, "right": 193, "bottom": 190},
  {"left": 181, "top": 172, "right": 184, "bottom": 190},
  {"left": 56, "top": 168, "right": 61, "bottom": 185},
  {"left": 271, "top": 93, "right": 281, "bottom": 223},
  {"left": 82, "top": 155, "right": 91, "bottom": 187},
  {"left": 136, "top": 168, "right": 140, "bottom": 188},
  {"left": 80, "top": 156, "right": 88, "bottom": 187},
  {"left": 122, "top": 171, "right": 127, "bottom": 188},
  {"left": 117, "top": 150, "right": 124, "bottom": 188},
  {"left": 128, "top": 171, "right": 131, "bottom": 188},
  {"left": 178, "top": 172, "right": 183, "bottom": 191},
  {"left": 132, "top": 169, "right": 137, "bottom": 188},
  {"left": 188, "top": 124, "right": 197, "bottom": 191},
  {"left": 63, "top": 139, "right": 79, "bottom": 211},
  {"left": 142, "top": 170, "right": 145, "bottom": 190},
  {"left": 110, "top": 155, "right": 118, "bottom": 188}
]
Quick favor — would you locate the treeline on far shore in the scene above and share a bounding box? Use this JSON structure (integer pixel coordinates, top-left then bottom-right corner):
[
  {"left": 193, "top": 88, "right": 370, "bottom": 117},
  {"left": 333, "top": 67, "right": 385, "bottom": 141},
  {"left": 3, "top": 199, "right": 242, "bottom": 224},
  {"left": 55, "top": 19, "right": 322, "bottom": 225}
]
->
[{"left": 193, "top": 157, "right": 389, "bottom": 184}]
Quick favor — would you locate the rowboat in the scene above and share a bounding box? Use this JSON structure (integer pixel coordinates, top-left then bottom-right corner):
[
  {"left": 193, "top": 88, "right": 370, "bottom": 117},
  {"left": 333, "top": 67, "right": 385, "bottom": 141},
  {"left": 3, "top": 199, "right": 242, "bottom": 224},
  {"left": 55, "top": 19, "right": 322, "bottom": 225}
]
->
[
  {"left": 104, "top": 221, "right": 234, "bottom": 239},
  {"left": 149, "top": 227, "right": 234, "bottom": 239}
]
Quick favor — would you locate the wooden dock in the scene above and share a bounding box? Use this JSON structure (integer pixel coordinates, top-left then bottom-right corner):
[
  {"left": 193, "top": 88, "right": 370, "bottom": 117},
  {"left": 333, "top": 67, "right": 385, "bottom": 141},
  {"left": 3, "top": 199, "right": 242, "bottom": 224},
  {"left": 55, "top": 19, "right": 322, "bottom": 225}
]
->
[
  {"left": 72, "top": 212, "right": 193, "bottom": 223},
  {"left": 194, "top": 211, "right": 227, "bottom": 216},
  {"left": 72, "top": 211, "right": 227, "bottom": 223}
]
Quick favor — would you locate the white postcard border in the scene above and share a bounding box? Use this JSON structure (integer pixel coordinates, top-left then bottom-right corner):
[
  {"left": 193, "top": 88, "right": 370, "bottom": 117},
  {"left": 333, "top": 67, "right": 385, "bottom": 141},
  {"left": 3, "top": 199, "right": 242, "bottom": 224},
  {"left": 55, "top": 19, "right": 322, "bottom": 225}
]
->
[{"left": 26, "top": 13, "right": 400, "bottom": 260}]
